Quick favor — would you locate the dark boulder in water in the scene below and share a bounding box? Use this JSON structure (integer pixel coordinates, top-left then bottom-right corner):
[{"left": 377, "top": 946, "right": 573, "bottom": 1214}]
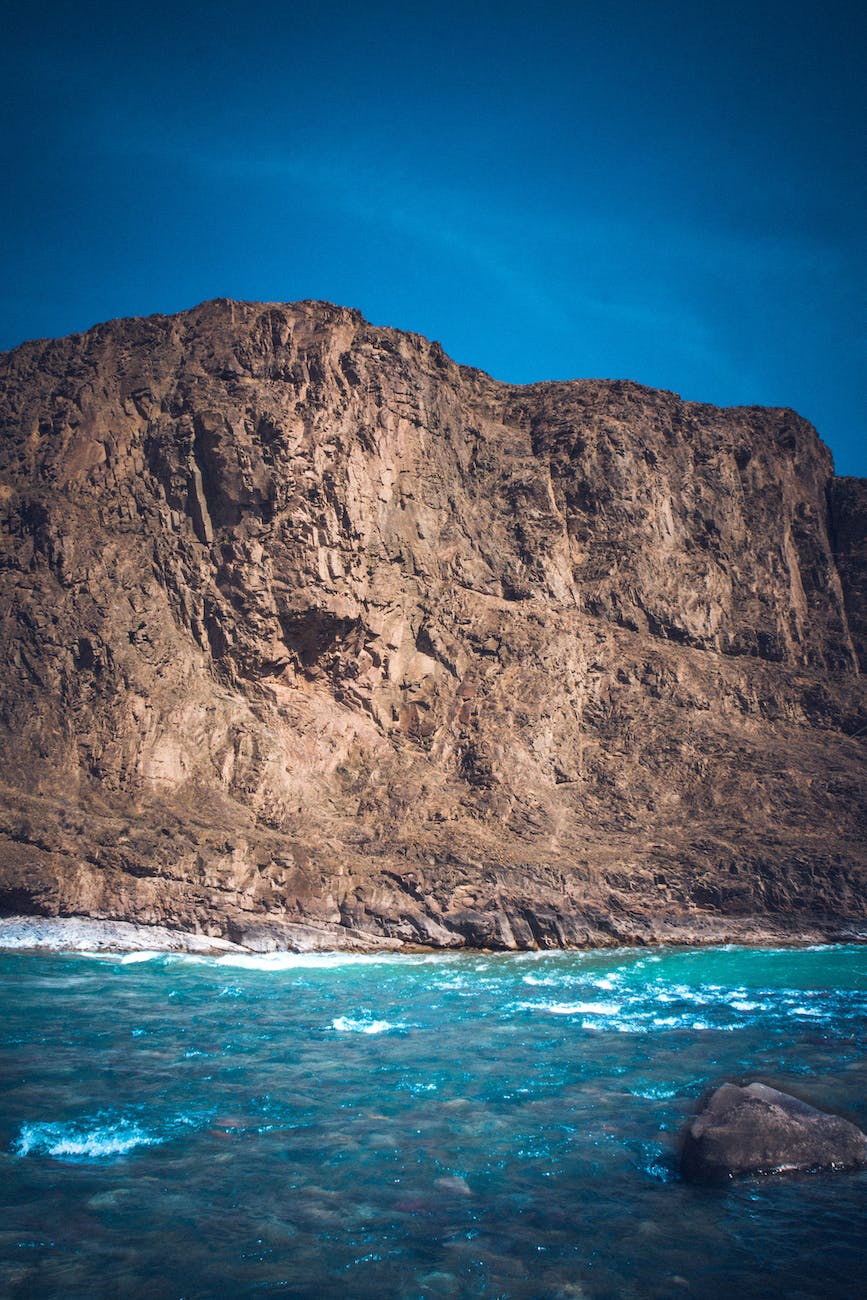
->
[{"left": 681, "top": 1082, "right": 867, "bottom": 1181}]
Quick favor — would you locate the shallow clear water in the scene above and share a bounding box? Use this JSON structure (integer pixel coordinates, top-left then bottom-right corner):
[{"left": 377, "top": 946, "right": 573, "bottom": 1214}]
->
[{"left": 1, "top": 944, "right": 865, "bottom": 1298}]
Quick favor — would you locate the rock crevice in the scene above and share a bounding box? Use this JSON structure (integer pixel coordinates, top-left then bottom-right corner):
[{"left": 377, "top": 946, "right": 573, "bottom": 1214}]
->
[{"left": 0, "top": 299, "right": 864, "bottom": 947}]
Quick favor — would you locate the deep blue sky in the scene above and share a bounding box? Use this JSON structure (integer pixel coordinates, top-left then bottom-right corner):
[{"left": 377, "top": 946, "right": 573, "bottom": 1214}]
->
[{"left": 2, "top": 0, "right": 864, "bottom": 474}]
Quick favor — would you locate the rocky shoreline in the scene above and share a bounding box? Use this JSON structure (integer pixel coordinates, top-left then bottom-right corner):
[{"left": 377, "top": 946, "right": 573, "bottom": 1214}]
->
[
  {"left": 0, "top": 915, "right": 247, "bottom": 955},
  {"left": 0, "top": 913, "right": 862, "bottom": 957}
]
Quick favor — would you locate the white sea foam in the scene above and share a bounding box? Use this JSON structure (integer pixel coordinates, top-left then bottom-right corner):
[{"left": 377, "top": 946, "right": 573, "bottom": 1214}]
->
[
  {"left": 331, "top": 1016, "right": 405, "bottom": 1034},
  {"left": 630, "top": 1084, "right": 680, "bottom": 1099},
  {"left": 569, "top": 1000, "right": 622, "bottom": 1016},
  {"left": 202, "top": 952, "right": 402, "bottom": 971},
  {"left": 582, "top": 1017, "right": 643, "bottom": 1033},
  {"left": 663, "top": 984, "right": 711, "bottom": 1005},
  {"left": 14, "top": 1119, "right": 163, "bottom": 1159},
  {"left": 648, "top": 984, "right": 775, "bottom": 1017},
  {"left": 521, "top": 1000, "right": 622, "bottom": 1016}
]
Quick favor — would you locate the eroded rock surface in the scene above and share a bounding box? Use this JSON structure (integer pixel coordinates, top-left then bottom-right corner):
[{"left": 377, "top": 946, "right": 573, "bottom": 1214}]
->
[
  {"left": 0, "top": 299, "right": 864, "bottom": 948},
  {"left": 681, "top": 1082, "right": 867, "bottom": 1180}
]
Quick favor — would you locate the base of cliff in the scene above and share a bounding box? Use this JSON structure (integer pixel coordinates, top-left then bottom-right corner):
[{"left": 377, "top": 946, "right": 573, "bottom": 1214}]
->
[{"left": 1, "top": 909, "right": 862, "bottom": 958}]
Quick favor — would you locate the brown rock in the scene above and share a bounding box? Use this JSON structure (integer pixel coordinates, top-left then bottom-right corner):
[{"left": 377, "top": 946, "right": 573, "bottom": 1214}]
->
[
  {"left": 681, "top": 1082, "right": 867, "bottom": 1180},
  {"left": 0, "top": 298, "right": 864, "bottom": 948},
  {"left": 829, "top": 477, "right": 867, "bottom": 669}
]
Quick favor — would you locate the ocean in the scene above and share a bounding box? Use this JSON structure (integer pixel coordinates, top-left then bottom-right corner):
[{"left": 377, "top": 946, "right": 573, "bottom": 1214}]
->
[{"left": 1, "top": 944, "right": 865, "bottom": 1298}]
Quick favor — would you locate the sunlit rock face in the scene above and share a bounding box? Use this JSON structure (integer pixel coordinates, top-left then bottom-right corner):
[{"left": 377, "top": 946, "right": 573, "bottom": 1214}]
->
[{"left": 0, "top": 299, "right": 864, "bottom": 948}]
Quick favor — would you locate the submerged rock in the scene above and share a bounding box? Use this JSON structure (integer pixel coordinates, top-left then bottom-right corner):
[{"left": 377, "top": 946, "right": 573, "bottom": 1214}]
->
[
  {"left": 434, "top": 1174, "right": 472, "bottom": 1197},
  {"left": 681, "top": 1082, "right": 867, "bottom": 1180}
]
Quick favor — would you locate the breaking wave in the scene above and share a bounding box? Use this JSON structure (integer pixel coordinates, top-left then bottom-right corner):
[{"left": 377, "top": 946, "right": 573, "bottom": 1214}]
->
[
  {"left": 517, "top": 999, "right": 623, "bottom": 1017},
  {"left": 13, "top": 1118, "right": 163, "bottom": 1160},
  {"left": 331, "top": 1015, "right": 406, "bottom": 1034},
  {"left": 203, "top": 952, "right": 403, "bottom": 971}
]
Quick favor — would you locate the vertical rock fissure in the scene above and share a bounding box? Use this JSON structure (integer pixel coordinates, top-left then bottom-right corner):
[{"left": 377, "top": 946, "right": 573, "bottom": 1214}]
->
[{"left": 188, "top": 457, "right": 214, "bottom": 545}]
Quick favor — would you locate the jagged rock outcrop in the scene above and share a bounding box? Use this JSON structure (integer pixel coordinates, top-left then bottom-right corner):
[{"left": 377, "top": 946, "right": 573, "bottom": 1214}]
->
[
  {"left": 0, "top": 299, "right": 864, "bottom": 948},
  {"left": 681, "top": 1082, "right": 867, "bottom": 1180}
]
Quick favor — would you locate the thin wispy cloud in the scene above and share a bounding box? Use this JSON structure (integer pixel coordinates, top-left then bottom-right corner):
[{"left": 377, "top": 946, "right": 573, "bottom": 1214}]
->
[{"left": 1, "top": 0, "right": 863, "bottom": 471}]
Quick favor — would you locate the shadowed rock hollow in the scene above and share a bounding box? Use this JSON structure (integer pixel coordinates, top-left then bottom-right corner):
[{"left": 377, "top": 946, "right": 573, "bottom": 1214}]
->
[{"left": 0, "top": 299, "right": 864, "bottom": 949}]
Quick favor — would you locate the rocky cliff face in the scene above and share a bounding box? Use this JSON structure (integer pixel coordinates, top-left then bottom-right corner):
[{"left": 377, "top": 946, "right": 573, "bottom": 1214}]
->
[{"left": 0, "top": 299, "right": 864, "bottom": 948}]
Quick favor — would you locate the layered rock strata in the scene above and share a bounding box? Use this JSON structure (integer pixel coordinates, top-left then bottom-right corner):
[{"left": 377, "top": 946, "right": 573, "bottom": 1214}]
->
[{"left": 0, "top": 299, "right": 864, "bottom": 949}]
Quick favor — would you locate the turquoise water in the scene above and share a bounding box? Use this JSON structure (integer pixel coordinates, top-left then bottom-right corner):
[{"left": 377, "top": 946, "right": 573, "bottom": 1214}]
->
[{"left": 1, "top": 944, "right": 865, "bottom": 1298}]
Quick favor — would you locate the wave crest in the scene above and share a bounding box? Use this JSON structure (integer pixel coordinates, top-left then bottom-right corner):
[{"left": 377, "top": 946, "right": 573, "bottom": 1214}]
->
[
  {"left": 331, "top": 1015, "right": 405, "bottom": 1034},
  {"left": 13, "top": 1118, "right": 162, "bottom": 1160}
]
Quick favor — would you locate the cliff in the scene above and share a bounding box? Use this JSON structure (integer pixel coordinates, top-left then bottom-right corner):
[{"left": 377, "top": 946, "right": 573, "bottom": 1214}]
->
[{"left": 0, "top": 299, "right": 864, "bottom": 949}]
